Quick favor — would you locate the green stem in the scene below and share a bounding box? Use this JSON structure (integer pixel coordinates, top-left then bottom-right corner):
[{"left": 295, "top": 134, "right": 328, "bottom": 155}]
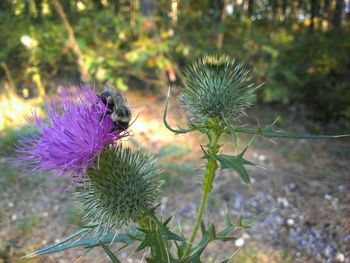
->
[{"left": 183, "top": 127, "right": 221, "bottom": 258}]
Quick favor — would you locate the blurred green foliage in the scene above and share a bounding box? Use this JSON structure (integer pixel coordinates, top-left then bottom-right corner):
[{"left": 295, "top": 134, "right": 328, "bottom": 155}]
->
[
  {"left": 0, "top": 127, "right": 30, "bottom": 155},
  {"left": 0, "top": 0, "right": 349, "bottom": 130},
  {"left": 19, "top": 216, "right": 38, "bottom": 236}
]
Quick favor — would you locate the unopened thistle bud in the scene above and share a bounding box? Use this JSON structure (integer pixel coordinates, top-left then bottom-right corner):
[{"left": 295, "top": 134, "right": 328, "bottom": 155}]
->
[
  {"left": 78, "top": 147, "right": 162, "bottom": 230},
  {"left": 180, "top": 54, "right": 260, "bottom": 126}
]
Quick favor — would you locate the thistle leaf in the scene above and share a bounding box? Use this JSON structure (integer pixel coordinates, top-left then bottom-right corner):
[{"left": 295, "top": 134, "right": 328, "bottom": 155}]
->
[
  {"left": 22, "top": 229, "right": 133, "bottom": 258},
  {"left": 207, "top": 223, "right": 216, "bottom": 241},
  {"left": 136, "top": 217, "right": 184, "bottom": 262},
  {"left": 157, "top": 144, "right": 191, "bottom": 159},
  {"left": 216, "top": 148, "right": 255, "bottom": 184},
  {"left": 135, "top": 228, "right": 159, "bottom": 252},
  {"left": 184, "top": 219, "right": 237, "bottom": 262},
  {"left": 98, "top": 241, "right": 121, "bottom": 263},
  {"left": 217, "top": 213, "right": 236, "bottom": 239},
  {"left": 163, "top": 216, "right": 173, "bottom": 226},
  {"left": 230, "top": 130, "right": 238, "bottom": 148},
  {"left": 239, "top": 212, "right": 270, "bottom": 228},
  {"left": 136, "top": 228, "right": 171, "bottom": 262},
  {"left": 231, "top": 125, "right": 350, "bottom": 139}
]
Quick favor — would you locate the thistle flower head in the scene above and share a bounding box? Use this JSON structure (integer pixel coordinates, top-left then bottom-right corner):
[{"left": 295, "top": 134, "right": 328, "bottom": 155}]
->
[
  {"left": 15, "top": 85, "right": 124, "bottom": 184},
  {"left": 79, "top": 147, "right": 161, "bottom": 230},
  {"left": 180, "top": 54, "right": 259, "bottom": 125}
]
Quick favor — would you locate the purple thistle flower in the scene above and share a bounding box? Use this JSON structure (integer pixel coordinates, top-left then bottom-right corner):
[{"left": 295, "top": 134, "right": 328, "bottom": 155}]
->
[{"left": 15, "top": 85, "right": 125, "bottom": 185}]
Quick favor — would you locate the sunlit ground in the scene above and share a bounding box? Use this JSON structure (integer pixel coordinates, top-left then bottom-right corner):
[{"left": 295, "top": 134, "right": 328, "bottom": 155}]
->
[{"left": 0, "top": 93, "right": 43, "bottom": 133}]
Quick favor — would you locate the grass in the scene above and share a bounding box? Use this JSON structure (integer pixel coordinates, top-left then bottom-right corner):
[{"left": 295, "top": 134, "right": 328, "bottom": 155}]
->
[
  {"left": 159, "top": 162, "right": 197, "bottom": 191},
  {"left": 279, "top": 146, "right": 311, "bottom": 164},
  {"left": 156, "top": 144, "right": 192, "bottom": 159},
  {"left": 334, "top": 146, "right": 350, "bottom": 160},
  {"left": 61, "top": 206, "right": 83, "bottom": 226},
  {"left": 0, "top": 165, "right": 19, "bottom": 190},
  {"left": 19, "top": 216, "right": 38, "bottom": 236},
  {"left": 314, "top": 170, "right": 328, "bottom": 180},
  {"left": 0, "top": 126, "right": 46, "bottom": 188},
  {"left": 0, "top": 126, "right": 34, "bottom": 155},
  {"left": 229, "top": 247, "right": 289, "bottom": 263},
  {"left": 156, "top": 143, "right": 196, "bottom": 191}
]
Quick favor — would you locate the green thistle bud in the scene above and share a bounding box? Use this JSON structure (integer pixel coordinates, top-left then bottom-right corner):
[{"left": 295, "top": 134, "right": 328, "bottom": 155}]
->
[
  {"left": 180, "top": 54, "right": 260, "bottom": 126},
  {"left": 78, "top": 147, "right": 162, "bottom": 230}
]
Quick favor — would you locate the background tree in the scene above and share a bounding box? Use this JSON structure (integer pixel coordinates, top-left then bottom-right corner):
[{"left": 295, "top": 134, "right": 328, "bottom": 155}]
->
[
  {"left": 34, "top": 0, "right": 43, "bottom": 21},
  {"left": 310, "top": 0, "right": 319, "bottom": 32},
  {"left": 248, "top": 0, "right": 254, "bottom": 17},
  {"left": 333, "top": 0, "right": 345, "bottom": 30},
  {"left": 92, "top": 0, "right": 104, "bottom": 10},
  {"left": 52, "top": 0, "right": 90, "bottom": 81},
  {"left": 282, "top": 0, "right": 287, "bottom": 21},
  {"left": 0, "top": 0, "right": 349, "bottom": 130}
]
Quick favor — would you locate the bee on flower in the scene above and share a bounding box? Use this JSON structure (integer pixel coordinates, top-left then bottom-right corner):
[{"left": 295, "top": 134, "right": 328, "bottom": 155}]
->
[{"left": 14, "top": 85, "right": 127, "bottom": 185}]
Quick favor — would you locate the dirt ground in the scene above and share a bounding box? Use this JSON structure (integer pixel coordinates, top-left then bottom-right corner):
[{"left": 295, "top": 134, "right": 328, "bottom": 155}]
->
[{"left": 0, "top": 88, "right": 349, "bottom": 263}]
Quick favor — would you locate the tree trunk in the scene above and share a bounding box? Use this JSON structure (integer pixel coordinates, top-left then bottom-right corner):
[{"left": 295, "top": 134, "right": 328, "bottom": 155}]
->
[
  {"left": 24, "top": 0, "right": 30, "bottom": 17},
  {"left": 0, "top": 62, "right": 16, "bottom": 94},
  {"left": 110, "top": 0, "right": 120, "bottom": 13},
  {"left": 53, "top": 0, "right": 90, "bottom": 81},
  {"left": 310, "top": 0, "right": 317, "bottom": 32},
  {"left": 282, "top": 0, "right": 287, "bottom": 21},
  {"left": 248, "top": 0, "right": 254, "bottom": 17},
  {"left": 322, "top": 0, "right": 331, "bottom": 22},
  {"left": 0, "top": 0, "right": 9, "bottom": 13},
  {"left": 324, "top": 0, "right": 330, "bottom": 13},
  {"left": 209, "top": 0, "right": 224, "bottom": 22},
  {"left": 290, "top": 0, "right": 298, "bottom": 21},
  {"left": 270, "top": 0, "right": 278, "bottom": 20},
  {"left": 216, "top": 0, "right": 228, "bottom": 49},
  {"left": 61, "top": 0, "right": 71, "bottom": 15},
  {"left": 34, "top": 0, "right": 42, "bottom": 21},
  {"left": 92, "top": 0, "right": 103, "bottom": 10},
  {"left": 332, "top": 0, "right": 344, "bottom": 30},
  {"left": 297, "top": 0, "right": 303, "bottom": 12}
]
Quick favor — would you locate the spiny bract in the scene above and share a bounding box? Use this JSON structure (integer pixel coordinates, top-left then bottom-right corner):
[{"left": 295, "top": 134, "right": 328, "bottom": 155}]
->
[
  {"left": 180, "top": 54, "right": 260, "bottom": 125},
  {"left": 78, "top": 147, "right": 161, "bottom": 230}
]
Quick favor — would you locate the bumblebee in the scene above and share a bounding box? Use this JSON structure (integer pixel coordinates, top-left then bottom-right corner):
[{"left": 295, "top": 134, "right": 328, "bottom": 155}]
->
[{"left": 99, "top": 86, "right": 131, "bottom": 131}]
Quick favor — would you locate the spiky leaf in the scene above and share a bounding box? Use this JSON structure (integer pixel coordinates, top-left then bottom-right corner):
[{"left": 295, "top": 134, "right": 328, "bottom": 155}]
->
[
  {"left": 238, "top": 212, "right": 270, "bottom": 228},
  {"left": 137, "top": 216, "right": 184, "bottom": 263},
  {"left": 231, "top": 125, "right": 349, "bottom": 139},
  {"left": 23, "top": 229, "right": 134, "bottom": 258},
  {"left": 98, "top": 241, "right": 121, "bottom": 263},
  {"left": 216, "top": 147, "right": 255, "bottom": 184}
]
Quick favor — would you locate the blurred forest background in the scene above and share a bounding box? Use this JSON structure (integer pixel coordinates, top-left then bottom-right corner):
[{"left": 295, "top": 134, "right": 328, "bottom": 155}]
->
[
  {"left": 0, "top": 0, "right": 350, "bottom": 132},
  {"left": 1, "top": 1, "right": 350, "bottom": 263}
]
